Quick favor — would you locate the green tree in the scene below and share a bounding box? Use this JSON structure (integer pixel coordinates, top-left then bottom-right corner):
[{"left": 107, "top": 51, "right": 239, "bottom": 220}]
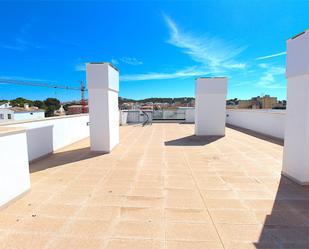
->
[
  {"left": 10, "top": 97, "right": 33, "bottom": 107},
  {"left": 44, "top": 98, "right": 60, "bottom": 117},
  {"left": 33, "top": 100, "right": 46, "bottom": 109}
]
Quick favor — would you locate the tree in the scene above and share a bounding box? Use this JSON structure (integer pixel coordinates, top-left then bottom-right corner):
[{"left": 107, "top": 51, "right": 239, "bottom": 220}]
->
[
  {"left": 44, "top": 98, "right": 60, "bottom": 117},
  {"left": 10, "top": 97, "right": 33, "bottom": 107},
  {"left": 33, "top": 100, "right": 46, "bottom": 109}
]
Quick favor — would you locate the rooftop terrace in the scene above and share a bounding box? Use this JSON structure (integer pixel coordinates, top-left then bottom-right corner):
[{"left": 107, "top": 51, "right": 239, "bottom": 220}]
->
[{"left": 1, "top": 123, "right": 309, "bottom": 249}]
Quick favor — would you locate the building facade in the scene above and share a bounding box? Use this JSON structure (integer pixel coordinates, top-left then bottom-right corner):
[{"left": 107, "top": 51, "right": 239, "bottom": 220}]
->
[
  {"left": 67, "top": 105, "right": 89, "bottom": 115},
  {"left": 0, "top": 103, "right": 45, "bottom": 123},
  {"left": 238, "top": 95, "right": 279, "bottom": 109}
]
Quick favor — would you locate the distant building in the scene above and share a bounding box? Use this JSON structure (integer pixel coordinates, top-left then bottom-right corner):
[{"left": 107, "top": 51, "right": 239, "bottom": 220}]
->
[
  {"left": 120, "top": 102, "right": 134, "bottom": 110},
  {"left": 238, "top": 100, "right": 252, "bottom": 109},
  {"left": 140, "top": 105, "right": 153, "bottom": 110},
  {"left": 0, "top": 102, "right": 11, "bottom": 109},
  {"left": 0, "top": 103, "right": 45, "bottom": 123},
  {"left": 54, "top": 105, "right": 66, "bottom": 116},
  {"left": 238, "top": 95, "right": 278, "bottom": 109},
  {"left": 260, "top": 95, "right": 278, "bottom": 109},
  {"left": 67, "top": 105, "right": 89, "bottom": 115}
]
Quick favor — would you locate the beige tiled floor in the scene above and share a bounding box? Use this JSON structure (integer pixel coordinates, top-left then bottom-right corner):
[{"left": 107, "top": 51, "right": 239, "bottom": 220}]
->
[{"left": 1, "top": 123, "right": 309, "bottom": 249}]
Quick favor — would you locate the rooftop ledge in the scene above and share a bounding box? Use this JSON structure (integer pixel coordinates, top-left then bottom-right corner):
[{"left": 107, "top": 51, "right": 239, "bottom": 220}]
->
[
  {"left": 0, "top": 126, "right": 26, "bottom": 137},
  {"left": 0, "top": 113, "right": 89, "bottom": 127},
  {"left": 227, "top": 109, "right": 286, "bottom": 115},
  {"left": 87, "top": 62, "right": 120, "bottom": 72}
]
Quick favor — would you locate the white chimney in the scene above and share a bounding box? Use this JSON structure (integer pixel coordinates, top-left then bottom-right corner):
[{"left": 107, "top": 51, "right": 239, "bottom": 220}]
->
[
  {"left": 282, "top": 29, "right": 309, "bottom": 185},
  {"left": 86, "top": 62, "right": 119, "bottom": 153},
  {"left": 195, "top": 77, "right": 228, "bottom": 136},
  {"left": 24, "top": 103, "right": 29, "bottom": 110}
]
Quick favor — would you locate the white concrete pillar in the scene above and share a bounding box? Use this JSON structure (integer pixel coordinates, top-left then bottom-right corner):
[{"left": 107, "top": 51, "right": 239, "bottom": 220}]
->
[
  {"left": 282, "top": 29, "right": 309, "bottom": 184},
  {"left": 195, "top": 77, "right": 227, "bottom": 136},
  {"left": 86, "top": 62, "right": 119, "bottom": 153}
]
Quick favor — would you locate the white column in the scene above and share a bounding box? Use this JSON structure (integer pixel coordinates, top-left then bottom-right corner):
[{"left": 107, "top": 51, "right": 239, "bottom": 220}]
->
[
  {"left": 86, "top": 62, "right": 119, "bottom": 153},
  {"left": 195, "top": 77, "right": 227, "bottom": 136},
  {"left": 282, "top": 29, "right": 309, "bottom": 184}
]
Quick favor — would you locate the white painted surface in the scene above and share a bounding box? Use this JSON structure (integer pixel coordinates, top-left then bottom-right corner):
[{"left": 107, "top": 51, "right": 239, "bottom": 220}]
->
[
  {"left": 0, "top": 109, "right": 14, "bottom": 123},
  {"left": 119, "top": 111, "right": 128, "bottom": 125},
  {"left": 125, "top": 110, "right": 153, "bottom": 123},
  {"left": 126, "top": 110, "right": 141, "bottom": 123},
  {"left": 14, "top": 111, "right": 45, "bottom": 121},
  {"left": 181, "top": 107, "right": 195, "bottom": 123},
  {"left": 0, "top": 102, "right": 11, "bottom": 108},
  {"left": 0, "top": 130, "right": 30, "bottom": 207},
  {"left": 226, "top": 109, "right": 285, "bottom": 139},
  {"left": 87, "top": 63, "right": 119, "bottom": 153},
  {"left": 283, "top": 30, "right": 309, "bottom": 184},
  {"left": 286, "top": 30, "right": 309, "bottom": 78},
  {"left": 3, "top": 115, "right": 89, "bottom": 161},
  {"left": 195, "top": 78, "right": 227, "bottom": 136},
  {"left": 0, "top": 109, "right": 45, "bottom": 123}
]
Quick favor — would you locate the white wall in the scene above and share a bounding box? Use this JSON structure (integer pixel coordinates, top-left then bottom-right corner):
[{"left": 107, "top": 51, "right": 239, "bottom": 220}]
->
[
  {"left": 0, "top": 128, "right": 30, "bottom": 207},
  {"left": 186, "top": 108, "right": 195, "bottom": 123},
  {"left": 283, "top": 30, "right": 309, "bottom": 184},
  {"left": 125, "top": 110, "right": 153, "bottom": 123},
  {"left": 119, "top": 110, "right": 128, "bottom": 125},
  {"left": 87, "top": 63, "right": 119, "bottom": 153},
  {"left": 14, "top": 111, "right": 45, "bottom": 121},
  {"left": 226, "top": 109, "right": 285, "bottom": 139},
  {"left": 179, "top": 107, "right": 195, "bottom": 123},
  {"left": 196, "top": 94, "right": 227, "bottom": 136},
  {"left": 108, "top": 90, "right": 120, "bottom": 151},
  {"left": 0, "top": 109, "right": 14, "bottom": 123},
  {"left": 195, "top": 78, "right": 227, "bottom": 136},
  {"left": 2, "top": 114, "right": 89, "bottom": 161}
]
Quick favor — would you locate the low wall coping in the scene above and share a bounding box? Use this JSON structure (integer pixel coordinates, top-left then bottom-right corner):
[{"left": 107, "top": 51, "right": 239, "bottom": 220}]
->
[
  {"left": 227, "top": 109, "right": 286, "bottom": 115},
  {"left": 0, "top": 126, "right": 26, "bottom": 137},
  {"left": 0, "top": 114, "right": 89, "bottom": 127}
]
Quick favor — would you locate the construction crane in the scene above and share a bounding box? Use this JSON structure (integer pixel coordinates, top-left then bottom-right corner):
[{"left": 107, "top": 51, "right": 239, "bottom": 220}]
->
[{"left": 0, "top": 78, "right": 87, "bottom": 113}]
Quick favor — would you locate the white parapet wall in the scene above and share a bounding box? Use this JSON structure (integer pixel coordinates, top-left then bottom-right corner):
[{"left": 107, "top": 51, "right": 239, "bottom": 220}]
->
[
  {"left": 1, "top": 114, "right": 89, "bottom": 161},
  {"left": 226, "top": 109, "right": 285, "bottom": 139},
  {"left": 0, "top": 127, "right": 30, "bottom": 207}
]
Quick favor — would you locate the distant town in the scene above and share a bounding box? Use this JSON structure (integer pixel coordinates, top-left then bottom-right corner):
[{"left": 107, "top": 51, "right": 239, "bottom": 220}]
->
[{"left": 0, "top": 95, "right": 286, "bottom": 123}]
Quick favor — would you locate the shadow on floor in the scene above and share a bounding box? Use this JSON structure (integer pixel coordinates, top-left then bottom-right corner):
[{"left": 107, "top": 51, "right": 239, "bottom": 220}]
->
[
  {"left": 254, "top": 176, "right": 309, "bottom": 248},
  {"left": 227, "top": 124, "right": 284, "bottom": 146},
  {"left": 164, "top": 135, "right": 223, "bottom": 146},
  {"left": 30, "top": 147, "right": 103, "bottom": 173}
]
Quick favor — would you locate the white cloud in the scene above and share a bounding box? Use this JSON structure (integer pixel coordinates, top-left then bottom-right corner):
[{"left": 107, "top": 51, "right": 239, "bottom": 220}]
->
[
  {"left": 0, "top": 23, "right": 42, "bottom": 51},
  {"left": 255, "top": 51, "right": 286, "bottom": 61},
  {"left": 120, "top": 57, "right": 143, "bottom": 66},
  {"left": 256, "top": 65, "right": 285, "bottom": 89},
  {"left": 223, "top": 63, "right": 247, "bottom": 69},
  {"left": 121, "top": 67, "right": 206, "bottom": 81},
  {"left": 111, "top": 59, "right": 119, "bottom": 65},
  {"left": 113, "top": 15, "right": 246, "bottom": 82},
  {"left": 75, "top": 63, "right": 86, "bottom": 71},
  {"left": 0, "top": 76, "right": 56, "bottom": 84},
  {"left": 164, "top": 15, "right": 247, "bottom": 71}
]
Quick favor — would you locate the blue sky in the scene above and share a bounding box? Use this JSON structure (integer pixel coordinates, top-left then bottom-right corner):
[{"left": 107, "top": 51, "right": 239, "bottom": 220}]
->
[{"left": 0, "top": 0, "right": 308, "bottom": 101}]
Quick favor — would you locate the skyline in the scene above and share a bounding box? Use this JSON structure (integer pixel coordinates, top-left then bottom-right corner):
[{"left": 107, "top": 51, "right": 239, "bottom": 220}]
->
[{"left": 0, "top": 1, "right": 309, "bottom": 101}]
